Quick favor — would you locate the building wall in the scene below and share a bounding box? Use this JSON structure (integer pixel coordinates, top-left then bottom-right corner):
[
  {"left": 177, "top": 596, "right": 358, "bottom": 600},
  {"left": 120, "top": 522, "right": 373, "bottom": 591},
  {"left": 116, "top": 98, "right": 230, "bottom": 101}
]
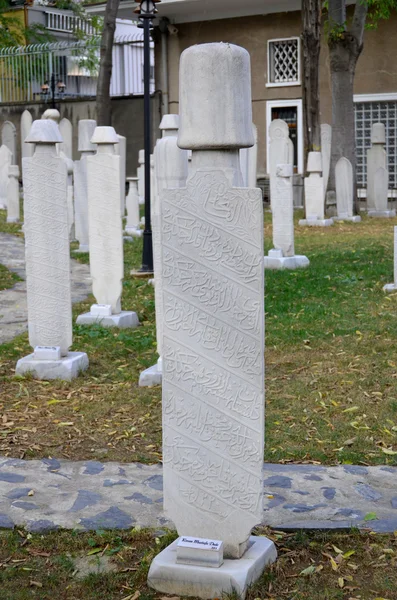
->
[
  {"left": 156, "top": 11, "right": 397, "bottom": 177},
  {"left": 0, "top": 94, "right": 161, "bottom": 176}
]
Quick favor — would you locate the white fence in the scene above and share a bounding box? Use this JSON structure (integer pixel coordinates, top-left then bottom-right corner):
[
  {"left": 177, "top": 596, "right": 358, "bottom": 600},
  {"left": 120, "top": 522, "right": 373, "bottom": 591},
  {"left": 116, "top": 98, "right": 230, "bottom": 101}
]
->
[{"left": 0, "top": 33, "right": 154, "bottom": 103}]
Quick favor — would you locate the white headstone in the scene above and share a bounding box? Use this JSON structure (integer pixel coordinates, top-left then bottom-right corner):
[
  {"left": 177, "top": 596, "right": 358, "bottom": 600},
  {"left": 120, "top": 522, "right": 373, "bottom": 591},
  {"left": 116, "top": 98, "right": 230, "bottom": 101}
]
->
[
  {"left": 125, "top": 177, "right": 141, "bottom": 235},
  {"left": 239, "top": 123, "right": 258, "bottom": 188},
  {"left": 1, "top": 121, "right": 16, "bottom": 165},
  {"left": 59, "top": 118, "right": 73, "bottom": 159},
  {"left": 21, "top": 110, "right": 34, "bottom": 159},
  {"left": 374, "top": 166, "right": 389, "bottom": 212},
  {"left": 300, "top": 152, "right": 334, "bottom": 226},
  {"left": 383, "top": 226, "right": 397, "bottom": 292},
  {"left": 335, "top": 157, "right": 353, "bottom": 218},
  {"left": 0, "top": 145, "right": 13, "bottom": 209},
  {"left": 16, "top": 119, "right": 88, "bottom": 380},
  {"left": 6, "top": 165, "right": 20, "bottom": 223},
  {"left": 116, "top": 134, "right": 126, "bottom": 215},
  {"left": 268, "top": 119, "right": 291, "bottom": 206},
  {"left": 148, "top": 43, "right": 276, "bottom": 597},
  {"left": 139, "top": 114, "right": 189, "bottom": 387},
  {"left": 321, "top": 124, "right": 332, "bottom": 199},
  {"left": 367, "top": 123, "right": 387, "bottom": 211},
  {"left": 74, "top": 120, "right": 96, "bottom": 252},
  {"left": 137, "top": 149, "right": 145, "bottom": 204},
  {"left": 76, "top": 127, "right": 139, "bottom": 329}
]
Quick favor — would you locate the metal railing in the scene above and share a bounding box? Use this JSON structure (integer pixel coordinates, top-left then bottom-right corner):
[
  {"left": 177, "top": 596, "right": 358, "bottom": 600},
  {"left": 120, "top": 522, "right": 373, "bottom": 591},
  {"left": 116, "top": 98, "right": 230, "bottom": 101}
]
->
[
  {"left": 0, "top": 33, "right": 154, "bottom": 103},
  {"left": 45, "top": 9, "right": 97, "bottom": 36}
]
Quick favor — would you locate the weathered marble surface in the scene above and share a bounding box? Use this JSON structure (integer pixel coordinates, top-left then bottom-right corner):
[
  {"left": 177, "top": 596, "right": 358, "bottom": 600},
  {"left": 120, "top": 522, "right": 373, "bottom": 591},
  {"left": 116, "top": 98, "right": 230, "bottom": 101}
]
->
[
  {"left": 21, "top": 110, "right": 33, "bottom": 159},
  {"left": 334, "top": 157, "right": 361, "bottom": 222},
  {"left": 6, "top": 165, "right": 20, "bottom": 223},
  {"left": 125, "top": 177, "right": 141, "bottom": 236},
  {"left": 0, "top": 459, "right": 396, "bottom": 535},
  {"left": 301, "top": 152, "right": 333, "bottom": 227},
  {"left": 383, "top": 225, "right": 397, "bottom": 292},
  {"left": 22, "top": 121, "right": 72, "bottom": 355},
  {"left": 321, "top": 123, "right": 332, "bottom": 200},
  {"left": 239, "top": 123, "right": 258, "bottom": 188},
  {"left": 1, "top": 120, "right": 16, "bottom": 164},
  {"left": 74, "top": 120, "right": 97, "bottom": 252},
  {"left": 59, "top": 118, "right": 73, "bottom": 159},
  {"left": 367, "top": 123, "right": 387, "bottom": 211},
  {"left": 0, "top": 145, "right": 12, "bottom": 209},
  {"left": 116, "top": 134, "right": 126, "bottom": 215}
]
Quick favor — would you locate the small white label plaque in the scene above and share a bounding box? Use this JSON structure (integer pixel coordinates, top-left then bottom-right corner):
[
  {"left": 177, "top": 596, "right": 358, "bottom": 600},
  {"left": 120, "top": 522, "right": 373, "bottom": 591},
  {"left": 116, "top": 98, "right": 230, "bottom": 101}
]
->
[
  {"left": 34, "top": 346, "right": 61, "bottom": 361},
  {"left": 176, "top": 536, "right": 224, "bottom": 568},
  {"left": 90, "top": 304, "right": 112, "bottom": 317}
]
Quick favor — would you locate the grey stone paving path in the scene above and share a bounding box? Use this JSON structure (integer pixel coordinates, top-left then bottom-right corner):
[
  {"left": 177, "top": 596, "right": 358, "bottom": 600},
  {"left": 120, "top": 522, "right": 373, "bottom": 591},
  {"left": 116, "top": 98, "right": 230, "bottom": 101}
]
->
[
  {"left": 0, "top": 232, "right": 91, "bottom": 344},
  {"left": 0, "top": 458, "right": 397, "bottom": 534}
]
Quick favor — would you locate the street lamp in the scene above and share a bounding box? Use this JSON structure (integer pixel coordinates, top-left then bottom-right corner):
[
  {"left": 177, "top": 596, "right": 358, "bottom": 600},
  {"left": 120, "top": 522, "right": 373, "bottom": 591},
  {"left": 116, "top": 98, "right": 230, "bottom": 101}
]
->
[
  {"left": 134, "top": 0, "right": 160, "bottom": 275},
  {"left": 41, "top": 73, "right": 66, "bottom": 108}
]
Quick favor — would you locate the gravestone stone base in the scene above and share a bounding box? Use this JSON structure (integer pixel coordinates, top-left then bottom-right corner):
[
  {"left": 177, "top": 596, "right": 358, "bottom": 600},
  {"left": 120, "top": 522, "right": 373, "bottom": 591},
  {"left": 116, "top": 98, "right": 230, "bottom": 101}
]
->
[
  {"left": 264, "top": 249, "right": 309, "bottom": 270},
  {"left": 383, "top": 283, "right": 397, "bottom": 293},
  {"left": 6, "top": 216, "right": 19, "bottom": 223},
  {"left": 139, "top": 359, "right": 162, "bottom": 387},
  {"left": 368, "top": 210, "right": 396, "bottom": 218},
  {"left": 333, "top": 215, "right": 362, "bottom": 223},
  {"left": 148, "top": 536, "right": 277, "bottom": 600},
  {"left": 15, "top": 352, "right": 88, "bottom": 381},
  {"left": 125, "top": 226, "right": 142, "bottom": 237},
  {"left": 76, "top": 309, "right": 139, "bottom": 329},
  {"left": 299, "top": 217, "right": 334, "bottom": 227},
  {"left": 73, "top": 245, "right": 89, "bottom": 254}
]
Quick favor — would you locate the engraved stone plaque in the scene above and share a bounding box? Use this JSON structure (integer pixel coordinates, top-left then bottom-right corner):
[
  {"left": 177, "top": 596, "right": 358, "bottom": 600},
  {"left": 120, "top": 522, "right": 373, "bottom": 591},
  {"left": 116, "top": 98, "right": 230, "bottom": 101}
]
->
[{"left": 162, "top": 168, "right": 264, "bottom": 559}]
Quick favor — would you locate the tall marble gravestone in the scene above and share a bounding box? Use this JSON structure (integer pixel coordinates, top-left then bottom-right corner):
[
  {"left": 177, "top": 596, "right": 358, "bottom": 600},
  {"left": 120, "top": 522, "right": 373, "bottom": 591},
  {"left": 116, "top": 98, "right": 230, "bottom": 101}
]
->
[
  {"left": 299, "top": 152, "right": 334, "bottom": 226},
  {"left": 59, "top": 118, "right": 73, "bottom": 159},
  {"left": 1, "top": 121, "right": 16, "bottom": 165},
  {"left": 239, "top": 123, "right": 257, "bottom": 188},
  {"left": 16, "top": 120, "right": 88, "bottom": 381},
  {"left": 76, "top": 127, "right": 139, "bottom": 329},
  {"left": 137, "top": 149, "right": 145, "bottom": 205},
  {"left": 367, "top": 123, "right": 394, "bottom": 217},
  {"left": 116, "top": 134, "right": 127, "bottom": 215},
  {"left": 383, "top": 226, "right": 397, "bottom": 293},
  {"left": 264, "top": 120, "right": 309, "bottom": 270},
  {"left": 147, "top": 43, "right": 276, "bottom": 599},
  {"left": 0, "top": 145, "right": 13, "bottom": 209},
  {"left": 321, "top": 124, "right": 332, "bottom": 202},
  {"left": 74, "top": 120, "right": 97, "bottom": 252},
  {"left": 268, "top": 119, "right": 291, "bottom": 207},
  {"left": 334, "top": 157, "right": 361, "bottom": 222},
  {"left": 125, "top": 177, "right": 142, "bottom": 236},
  {"left": 139, "top": 114, "right": 189, "bottom": 387},
  {"left": 21, "top": 110, "right": 34, "bottom": 159},
  {"left": 6, "top": 165, "right": 20, "bottom": 223}
]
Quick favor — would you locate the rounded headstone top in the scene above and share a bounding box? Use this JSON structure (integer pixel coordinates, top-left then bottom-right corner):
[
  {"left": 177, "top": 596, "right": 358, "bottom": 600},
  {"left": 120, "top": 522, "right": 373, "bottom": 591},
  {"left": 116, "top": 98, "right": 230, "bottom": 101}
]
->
[
  {"left": 91, "top": 126, "right": 119, "bottom": 145},
  {"left": 25, "top": 119, "right": 63, "bottom": 144},
  {"left": 41, "top": 109, "right": 60, "bottom": 123},
  {"left": 78, "top": 120, "right": 97, "bottom": 152},
  {"left": 178, "top": 43, "right": 254, "bottom": 150},
  {"left": 307, "top": 151, "right": 322, "bottom": 173},
  {"left": 269, "top": 119, "right": 289, "bottom": 140},
  {"left": 160, "top": 114, "right": 179, "bottom": 131},
  {"left": 371, "top": 122, "right": 386, "bottom": 144},
  {"left": 138, "top": 149, "right": 145, "bottom": 163}
]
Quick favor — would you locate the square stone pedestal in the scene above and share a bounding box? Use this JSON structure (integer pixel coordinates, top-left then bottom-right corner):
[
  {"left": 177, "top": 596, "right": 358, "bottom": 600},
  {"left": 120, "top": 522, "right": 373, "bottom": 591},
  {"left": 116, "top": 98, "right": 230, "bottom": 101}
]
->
[
  {"left": 383, "top": 283, "right": 397, "bottom": 293},
  {"left": 139, "top": 361, "right": 162, "bottom": 386},
  {"left": 6, "top": 217, "right": 19, "bottom": 224},
  {"left": 73, "top": 245, "right": 89, "bottom": 253},
  {"left": 333, "top": 215, "right": 362, "bottom": 223},
  {"left": 299, "top": 217, "right": 334, "bottom": 227},
  {"left": 16, "top": 352, "right": 89, "bottom": 381},
  {"left": 147, "top": 536, "right": 277, "bottom": 600},
  {"left": 264, "top": 249, "right": 310, "bottom": 270},
  {"left": 368, "top": 210, "right": 396, "bottom": 218},
  {"left": 76, "top": 308, "right": 139, "bottom": 329},
  {"left": 125, "top": 226, "right": 142, "bottom": 237}
]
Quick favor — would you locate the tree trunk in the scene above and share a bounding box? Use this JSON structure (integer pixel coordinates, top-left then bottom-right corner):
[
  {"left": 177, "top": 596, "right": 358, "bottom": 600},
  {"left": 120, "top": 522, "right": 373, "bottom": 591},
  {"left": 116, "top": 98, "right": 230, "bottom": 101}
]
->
[
  {"left": 301, "top": 0, "right": 322, "bottom": 156},
  {"left": 327, "top": 0, "right": 367, "bottom": 211},
  {"left": 96, "top": 0, "right": 120, "bottom": 126}
]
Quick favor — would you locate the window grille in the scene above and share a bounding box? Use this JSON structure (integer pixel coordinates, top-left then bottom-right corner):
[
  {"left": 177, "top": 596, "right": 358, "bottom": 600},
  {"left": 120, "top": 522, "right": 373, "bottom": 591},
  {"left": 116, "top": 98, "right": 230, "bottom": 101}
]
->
[
  {"left": 355, "top": 100, "right": 397, "bottom": 188},
  {"left": 268, "top": 38, "right": 299, "bottom": 85}
]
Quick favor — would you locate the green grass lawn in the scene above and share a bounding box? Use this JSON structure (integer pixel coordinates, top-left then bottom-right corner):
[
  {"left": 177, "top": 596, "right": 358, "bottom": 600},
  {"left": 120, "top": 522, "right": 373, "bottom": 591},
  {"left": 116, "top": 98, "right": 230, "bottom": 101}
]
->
[
  {"left": 1, "top": 527, "right": 396, "bottom": 600},
  {"left": 1, "top": 210, "right": 397, "bottom": 466},
  {"left": 0, "top": 264, "right": 21, "bottom": 291}
]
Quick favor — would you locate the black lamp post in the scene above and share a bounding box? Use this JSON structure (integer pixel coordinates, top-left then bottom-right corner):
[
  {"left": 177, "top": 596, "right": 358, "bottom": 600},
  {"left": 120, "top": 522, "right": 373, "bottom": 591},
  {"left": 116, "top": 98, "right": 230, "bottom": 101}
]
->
[
  {"left": 41, "top": 73, "right": 66, "bottom": 108},
  {"left": 134, "top": 0, "right": 160, "bottom": 274}
]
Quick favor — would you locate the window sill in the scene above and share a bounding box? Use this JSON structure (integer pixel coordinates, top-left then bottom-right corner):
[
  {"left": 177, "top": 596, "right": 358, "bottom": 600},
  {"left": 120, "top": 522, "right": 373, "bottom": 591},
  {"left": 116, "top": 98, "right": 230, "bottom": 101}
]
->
[{"left": 266, "top": 82, "right": 301, "bottom": 88}]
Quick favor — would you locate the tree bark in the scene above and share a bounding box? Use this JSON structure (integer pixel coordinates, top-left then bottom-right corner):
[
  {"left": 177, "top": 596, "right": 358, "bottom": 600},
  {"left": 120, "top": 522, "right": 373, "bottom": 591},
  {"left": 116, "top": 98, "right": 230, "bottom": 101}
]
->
[
  {"left": 301, "top": 0, "right": 322, "bottom": 157},
  {"left": 327, "top": 0, "right": 367, "bottom": 211},
  {"left": 96, "top": 0, "right": 120, "bottom": 126}
]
